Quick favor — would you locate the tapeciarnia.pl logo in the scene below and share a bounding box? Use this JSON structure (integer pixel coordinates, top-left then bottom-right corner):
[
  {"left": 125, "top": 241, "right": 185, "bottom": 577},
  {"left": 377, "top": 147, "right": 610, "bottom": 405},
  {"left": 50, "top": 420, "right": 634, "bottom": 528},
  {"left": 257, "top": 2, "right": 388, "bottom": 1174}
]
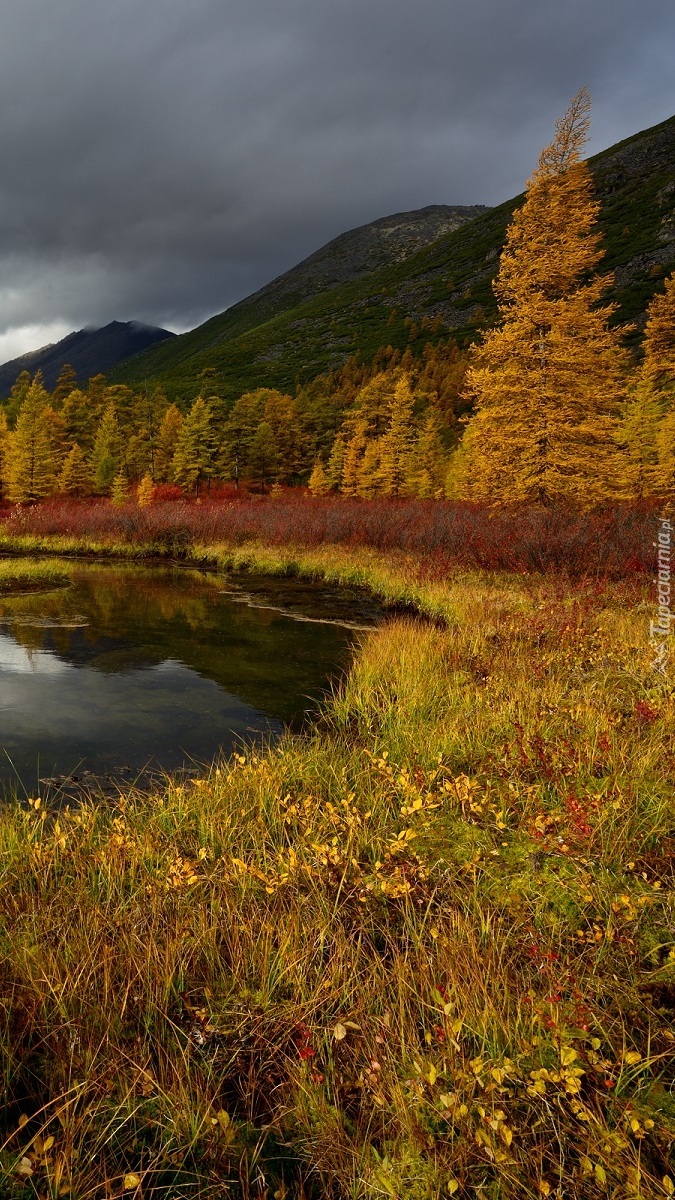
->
[{"left": 650, "top": 516, "right": 672, "bottom": 678}]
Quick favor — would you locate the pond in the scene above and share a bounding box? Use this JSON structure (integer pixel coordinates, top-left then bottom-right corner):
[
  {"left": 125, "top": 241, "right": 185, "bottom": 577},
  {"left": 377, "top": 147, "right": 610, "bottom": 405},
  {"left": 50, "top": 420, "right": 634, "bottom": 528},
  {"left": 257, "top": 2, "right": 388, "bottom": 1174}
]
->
[{"left": 0, "top": 561, "right": 380, "bottom": 798}]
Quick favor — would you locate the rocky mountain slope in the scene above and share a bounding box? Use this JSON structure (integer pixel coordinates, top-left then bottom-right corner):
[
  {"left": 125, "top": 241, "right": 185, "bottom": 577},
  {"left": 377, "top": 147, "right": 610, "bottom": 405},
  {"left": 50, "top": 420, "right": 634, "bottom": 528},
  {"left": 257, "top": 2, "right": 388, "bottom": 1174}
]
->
[{"left": 113, "top": 113, "right": 675, "bottom": 402}]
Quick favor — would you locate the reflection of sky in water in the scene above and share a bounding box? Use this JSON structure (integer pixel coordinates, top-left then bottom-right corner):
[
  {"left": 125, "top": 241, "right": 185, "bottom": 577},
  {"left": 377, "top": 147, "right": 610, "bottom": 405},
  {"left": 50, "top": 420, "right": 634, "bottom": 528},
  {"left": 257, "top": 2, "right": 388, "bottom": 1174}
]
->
[
  {"left": 0, "top": 633, "right": 70, "bottom": 675},
  {"left": 0, "top": 564, "right": 358, "bottom": 792}
]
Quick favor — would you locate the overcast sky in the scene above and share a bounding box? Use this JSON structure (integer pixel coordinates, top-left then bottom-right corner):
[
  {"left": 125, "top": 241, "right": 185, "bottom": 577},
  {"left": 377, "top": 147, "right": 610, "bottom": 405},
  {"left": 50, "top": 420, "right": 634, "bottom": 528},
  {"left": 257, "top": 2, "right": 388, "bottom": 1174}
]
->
[{"left": 0, "top": 0, "right": 673, "bottom": 361}]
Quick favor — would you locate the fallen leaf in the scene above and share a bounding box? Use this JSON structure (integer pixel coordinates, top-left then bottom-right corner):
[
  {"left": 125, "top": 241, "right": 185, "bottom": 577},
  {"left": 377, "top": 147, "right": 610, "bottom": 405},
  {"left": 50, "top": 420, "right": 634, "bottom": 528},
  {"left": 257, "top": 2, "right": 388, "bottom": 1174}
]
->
[
  {"left": 123, "top": 1173, "right": 141, "bottom": 1190},
  {"left": 333, "top": 1023, "right": 347, "bottom": 1041}
]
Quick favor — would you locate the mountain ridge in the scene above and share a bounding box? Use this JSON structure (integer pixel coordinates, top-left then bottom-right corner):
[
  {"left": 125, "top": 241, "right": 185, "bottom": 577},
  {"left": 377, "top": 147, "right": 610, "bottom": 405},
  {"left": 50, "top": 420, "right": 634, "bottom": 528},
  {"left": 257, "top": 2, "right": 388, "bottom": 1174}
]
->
[
  {"left": 0, "top": 320, "right": 176, "bottom": 398},
  {"left": 109, "top": 112, "right": 675, "bottom": 403}
]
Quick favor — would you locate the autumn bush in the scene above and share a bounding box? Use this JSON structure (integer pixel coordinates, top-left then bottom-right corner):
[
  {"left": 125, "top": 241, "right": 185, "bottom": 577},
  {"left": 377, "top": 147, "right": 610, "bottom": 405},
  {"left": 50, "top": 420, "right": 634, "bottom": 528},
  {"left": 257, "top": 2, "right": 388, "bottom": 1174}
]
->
[{"left": 0, "top": 493, "right": 662, "bottom": 577}]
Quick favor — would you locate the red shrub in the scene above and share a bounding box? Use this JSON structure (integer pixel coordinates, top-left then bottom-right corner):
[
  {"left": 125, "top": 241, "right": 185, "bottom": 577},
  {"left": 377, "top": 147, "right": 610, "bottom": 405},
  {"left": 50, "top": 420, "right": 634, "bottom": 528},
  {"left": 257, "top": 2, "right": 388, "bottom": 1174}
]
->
[{"left": 0, "top": 494, "right": 659, "bottom": 579}]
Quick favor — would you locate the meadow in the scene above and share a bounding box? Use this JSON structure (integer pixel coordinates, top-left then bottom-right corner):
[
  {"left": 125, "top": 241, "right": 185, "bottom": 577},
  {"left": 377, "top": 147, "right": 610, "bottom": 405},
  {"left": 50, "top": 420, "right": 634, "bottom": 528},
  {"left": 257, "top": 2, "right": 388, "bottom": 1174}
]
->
[{"left": 0, "top": 496, "right": 673, "bottom": 1199}]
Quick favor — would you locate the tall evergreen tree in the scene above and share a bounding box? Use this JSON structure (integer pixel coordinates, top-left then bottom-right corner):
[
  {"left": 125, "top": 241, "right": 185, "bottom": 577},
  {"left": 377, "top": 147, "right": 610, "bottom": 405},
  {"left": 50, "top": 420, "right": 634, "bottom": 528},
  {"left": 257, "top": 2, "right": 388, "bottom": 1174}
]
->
[
  {"left": 326, "top": 432, "right": 347, "bottom": 490},
  {"left": 378, "top": 376, "right": 416, "bottom": 496},
  {"left": 308, "top": 458, "right": 331, "bottom": 495},
  {"left": 355, "top": 438, "right": 383, "bottom": 498},
  {"left": 91, "top": 404, "right": 121, "bottom": 494},
  {"left": 155, "top": 404, "right": 184, "bottom": 481},
  {"left": 52, "top": 363, "right": 78, "bottom": 407},
  {"left": 341, "top": 418, "right": 369, "bottom": 496},
  {"left": 5, "top": 370, "right": 32, "bottom": 428},
  {"left": 61, "top": 388, "right": 96, "bottom": 452},
  {"left": 247, "top": 421, "right": 279, "bottom": 491},
  {"left": 406, "top": 408, "right": 448, "bottom": 498},
  {"left": 457, "top": 89, "right": 627, "bottom": 507},
  {"left": 58, "top": 443, "right": 91, "bottom": 495},
  {"left": 172, "top": 397, "right": 218, "bottom": 492},
  {"left": 0, "top": 406, "right": 8, "bottom": 494},
  {"left": 3, "top": 376, "right": 56, "bottom": 503}
]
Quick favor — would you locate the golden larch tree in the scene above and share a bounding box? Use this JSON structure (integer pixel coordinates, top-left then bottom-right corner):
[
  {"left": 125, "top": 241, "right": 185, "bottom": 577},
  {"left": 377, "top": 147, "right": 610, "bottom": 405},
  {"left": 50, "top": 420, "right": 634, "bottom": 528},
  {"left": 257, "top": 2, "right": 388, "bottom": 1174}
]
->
[
  {"left": 626, "top": 270, "right": 675, "bottom": 496},
  {"left": 458, "top": 89, "right": 627, "bottom": 507},
  {"left": 3, "top": 375, "right": 57, "bottom": 503}
]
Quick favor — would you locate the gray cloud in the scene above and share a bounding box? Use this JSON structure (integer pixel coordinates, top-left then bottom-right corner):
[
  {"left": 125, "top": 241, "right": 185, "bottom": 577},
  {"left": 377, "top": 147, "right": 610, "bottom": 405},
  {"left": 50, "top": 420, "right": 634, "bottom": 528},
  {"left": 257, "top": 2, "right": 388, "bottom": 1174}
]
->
[{"left": 0, "top": 0, "right": 673, "bottom": 357}]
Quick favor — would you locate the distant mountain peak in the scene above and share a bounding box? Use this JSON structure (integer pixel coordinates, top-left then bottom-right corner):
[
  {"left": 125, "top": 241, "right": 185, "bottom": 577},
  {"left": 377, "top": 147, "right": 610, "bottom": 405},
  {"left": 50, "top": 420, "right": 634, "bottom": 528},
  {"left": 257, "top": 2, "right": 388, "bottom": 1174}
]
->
[{"left": 0, "top": 320, "right": 176, "bottom": 398}]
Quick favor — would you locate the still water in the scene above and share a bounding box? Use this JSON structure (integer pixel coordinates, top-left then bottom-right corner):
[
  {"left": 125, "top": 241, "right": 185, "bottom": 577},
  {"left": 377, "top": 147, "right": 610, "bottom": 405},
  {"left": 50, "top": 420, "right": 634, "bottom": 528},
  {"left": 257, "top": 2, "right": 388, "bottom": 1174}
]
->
[{"left": 0, "top": 562, "right": 375, "bottom": 796}]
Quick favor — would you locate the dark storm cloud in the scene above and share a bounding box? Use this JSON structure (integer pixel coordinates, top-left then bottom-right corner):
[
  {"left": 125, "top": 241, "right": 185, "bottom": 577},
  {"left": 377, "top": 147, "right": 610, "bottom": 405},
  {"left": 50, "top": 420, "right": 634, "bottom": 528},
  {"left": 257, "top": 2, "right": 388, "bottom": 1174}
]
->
[{"left": 0, "top": 0, "right": 673, "bottom": 356}]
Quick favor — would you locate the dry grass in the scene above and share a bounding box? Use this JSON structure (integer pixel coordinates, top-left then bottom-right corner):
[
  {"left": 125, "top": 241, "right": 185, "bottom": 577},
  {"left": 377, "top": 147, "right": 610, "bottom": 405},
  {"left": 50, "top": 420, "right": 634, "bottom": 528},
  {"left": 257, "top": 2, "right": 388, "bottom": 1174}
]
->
[
  {"left": 0, "top": 549, "right": 673, "bottom": 1199},
  {"left": 0, "top": 559, "right": 71, "bottom": 595}
]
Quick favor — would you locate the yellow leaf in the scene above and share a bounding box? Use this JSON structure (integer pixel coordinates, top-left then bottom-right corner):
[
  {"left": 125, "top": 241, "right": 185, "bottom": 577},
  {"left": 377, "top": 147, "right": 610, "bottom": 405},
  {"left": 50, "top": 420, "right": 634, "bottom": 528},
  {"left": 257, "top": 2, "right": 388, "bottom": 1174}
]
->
[
  {"left": 42, "top": 1135, "right": 55, "bottom": 1152},
  {"left": 624, "top": 1050, "right": 642, "bottom": 1065},
  {"left": 427, "top": 1063, "right": 438, "bottom": 1085},
  {"left": 215, "top": 1110, "right": 230, "bottom": 1133},
  {"left": 447, "top": 1182, "right": 459, "bottom": 1195},
  {"left": 18, "top": 1114, "right": 29, "bottom": 1129},
  {"left": 594, "top": 1163, "right": 607, "bottom": 1185},
  {"left": 560, "top": 1046, "right": 577, "bottom": 1066},
  {"left": 123, "top": 1174, "right": 141, "bottom": 1190},
  {"left": 664, "top": 1179, "right": 675, "bottom": 1197},
  {"left": 538, "top": 1182, "right": 551, "bottom": 1196},
  {"left": 333, "top": 1023, "right": 347, "bottom": 1041}
]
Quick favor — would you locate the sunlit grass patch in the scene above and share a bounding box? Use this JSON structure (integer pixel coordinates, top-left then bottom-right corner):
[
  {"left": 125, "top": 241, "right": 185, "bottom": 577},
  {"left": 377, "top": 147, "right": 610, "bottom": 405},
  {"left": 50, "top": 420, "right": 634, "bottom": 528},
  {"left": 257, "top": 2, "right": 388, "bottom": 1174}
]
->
[
  {"left": 0, "top": 557, "right": 71, "bottom": 595},
  {"left": 0, "top": 557, "right": 673, "bottom": 1198}
]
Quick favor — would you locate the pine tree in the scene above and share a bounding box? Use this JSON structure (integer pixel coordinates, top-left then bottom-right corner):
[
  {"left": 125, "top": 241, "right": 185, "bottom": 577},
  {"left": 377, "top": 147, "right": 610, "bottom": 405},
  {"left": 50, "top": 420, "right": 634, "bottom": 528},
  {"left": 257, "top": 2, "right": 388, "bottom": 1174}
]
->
[
  {"left": 110, "top": 471, "right": 128, "bottom": 506},
  {"left": 642, "top": 271, "right": 675, "bottom": 393},
  {"left": 0, "top": 406, "right": 8, "bottom": 494},
  {"left": 378, "top": 375, "right": 416, "bottom": 496},
  {"left": 247, "top": 421, "right": 279, "bottom": 491},
  {"left": 52, "top": 363, "right": 78, "bottom": 407},
  {"left": 355, "top": 438, "right": 383, "bottom": 498},
  {"left": 172, "top": 397, "right": 217, "bottom": 492},
  {"left": 622, "top": 377, "right": 662, "bottom": 498},
  {"left": 341, "top": 419, "right": 369, "bottom": 495},
  {"left": 58, "top": 443, "right": 91, "bottom": 495},
  {"left": 5, "top": 371, "right": 32, "bottom": 428},
  {"left": 2, "top": 376, "right": 56, "bottom": 503},
  {"left": 406, "top": 408, "right": 448, "bottom": 498},
  {"left": 632, "top": 270, "right": 675, "bottom": 496},
  {"left": 458, "top": 90, "right": 627, "bottom": 507},
  {"left": 656, "top": 409, "right": 675, "bottom": 495},
  {"left": 137, "top": 473, "right": 155, "bottom": 507},
  {"left": 91, "top": 404, "right": 121, "bottom": 494},
  {"left": 61, "top": 388, "right": 96, "bottom": 452},
  {"left": 308, "top": 458, "right": 331, "bottom": 495},
  {"left": 326, "top": 433, "right": 347, "bottom": 490},
  {"left": 155, "top": 404, "right": 184, "bottom": 481}
]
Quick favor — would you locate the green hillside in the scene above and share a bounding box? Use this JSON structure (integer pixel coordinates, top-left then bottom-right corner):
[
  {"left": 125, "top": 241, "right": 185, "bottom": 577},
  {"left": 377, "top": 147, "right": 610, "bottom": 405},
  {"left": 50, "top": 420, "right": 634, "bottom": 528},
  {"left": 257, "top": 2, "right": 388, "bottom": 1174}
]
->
[{"left": 113, "top": 114, "right": 675, "bottom": 403}]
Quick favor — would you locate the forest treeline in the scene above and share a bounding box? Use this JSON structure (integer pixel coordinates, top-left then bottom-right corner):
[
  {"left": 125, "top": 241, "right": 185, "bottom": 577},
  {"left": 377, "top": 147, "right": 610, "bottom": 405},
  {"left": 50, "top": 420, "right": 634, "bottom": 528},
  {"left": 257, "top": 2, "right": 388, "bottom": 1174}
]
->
[
  {"left": 1, "top": 92, "right": 674, "bottom": 507},
  {"left": 0, "top": 339, "right": 470, "bottom": 503}
]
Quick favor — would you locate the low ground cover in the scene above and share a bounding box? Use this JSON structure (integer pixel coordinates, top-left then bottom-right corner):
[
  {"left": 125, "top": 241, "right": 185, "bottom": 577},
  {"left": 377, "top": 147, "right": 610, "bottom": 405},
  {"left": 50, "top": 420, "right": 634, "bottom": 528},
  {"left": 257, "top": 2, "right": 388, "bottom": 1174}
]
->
[
  {"left": 0, "top": 494, "right": 661, "bottom": 578},
  {"left": 0, "top": 519, "right": 673, "bottom": 1198},
  {"left": 0, "top": 558, "right": 71, "bottom": 595}
]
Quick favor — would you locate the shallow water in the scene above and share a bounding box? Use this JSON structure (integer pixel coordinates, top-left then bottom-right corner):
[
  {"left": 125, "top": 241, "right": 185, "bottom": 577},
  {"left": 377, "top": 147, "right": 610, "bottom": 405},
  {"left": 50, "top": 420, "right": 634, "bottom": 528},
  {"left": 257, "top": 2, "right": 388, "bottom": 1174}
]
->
[{"left": 0, "top": 561, "right": 375, "bottom": 796}]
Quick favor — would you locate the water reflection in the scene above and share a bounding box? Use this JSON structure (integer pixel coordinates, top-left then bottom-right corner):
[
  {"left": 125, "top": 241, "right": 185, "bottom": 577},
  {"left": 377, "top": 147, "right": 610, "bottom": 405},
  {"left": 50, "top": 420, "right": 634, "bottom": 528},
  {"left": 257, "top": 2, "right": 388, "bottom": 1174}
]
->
[{"left": 0, "top": 563, "right": 365, "bottom": 793}]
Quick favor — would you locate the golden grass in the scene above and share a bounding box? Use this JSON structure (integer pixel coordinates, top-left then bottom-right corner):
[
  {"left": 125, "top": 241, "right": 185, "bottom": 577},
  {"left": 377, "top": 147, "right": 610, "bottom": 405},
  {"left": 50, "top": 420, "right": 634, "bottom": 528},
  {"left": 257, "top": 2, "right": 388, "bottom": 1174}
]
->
[
  {"left": 0, "top": 540, "right": 673, "bottom": 1199},
  {"left": 0, "top": 557, "right": 72, "bottom": 595}
]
